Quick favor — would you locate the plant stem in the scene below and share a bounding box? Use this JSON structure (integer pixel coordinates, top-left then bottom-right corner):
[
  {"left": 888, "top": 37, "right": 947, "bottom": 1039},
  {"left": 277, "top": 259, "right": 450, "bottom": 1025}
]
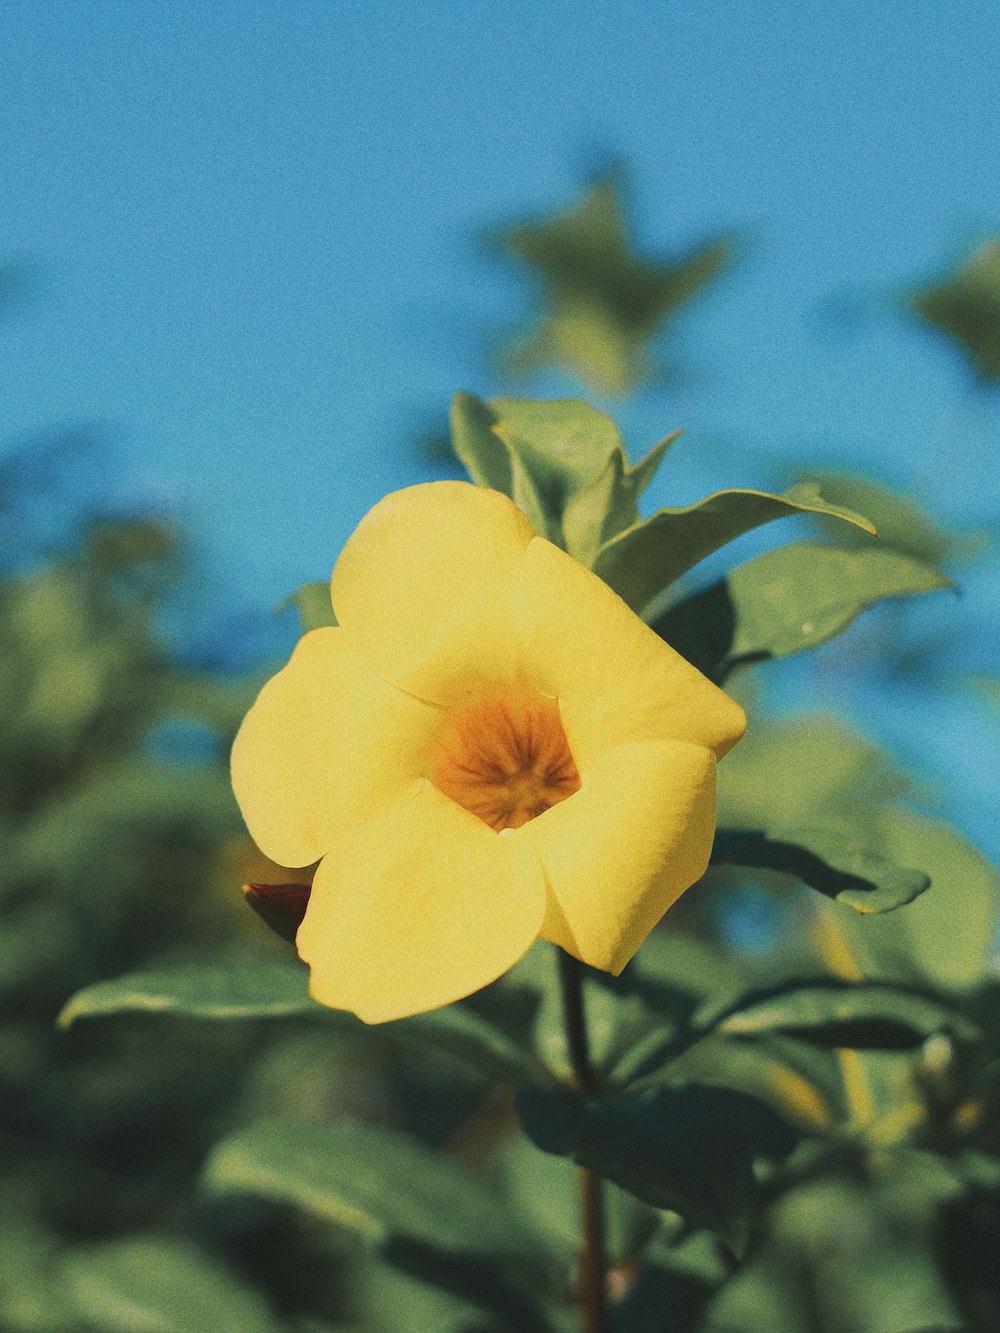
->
[{"left": 556, "top": 948, "right": 608, "bottom": 1333}]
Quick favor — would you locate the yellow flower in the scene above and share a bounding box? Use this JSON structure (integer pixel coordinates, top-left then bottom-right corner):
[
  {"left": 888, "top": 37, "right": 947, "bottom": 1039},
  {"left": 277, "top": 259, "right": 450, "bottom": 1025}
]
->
[{"left": 231, "top": 482, "right": 745, "bottom": 1023}]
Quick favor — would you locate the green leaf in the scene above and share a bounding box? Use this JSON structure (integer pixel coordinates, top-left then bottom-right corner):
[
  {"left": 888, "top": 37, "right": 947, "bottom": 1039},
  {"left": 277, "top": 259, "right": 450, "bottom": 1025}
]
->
[
  {"left": 796, "top": 471, "right": 961, "bottom": 565},
  {"left": 700, "top": 1154, "right": 966, "bottom": 1333},
  {"left": 449, "top": 392, "right": 553, "bottom": 539},
  {"left": 204, "top": 1117, "right": 535, "bottom": 1259},
  {"left": 283, "top": 581, "right": 336, "bottom": 633},
  {"left": 716, "top": 714, "right": 909, "bottom": 834},
  {"left": 61, "top": 1236, "right": 279, "bottom": 1333},
  {"left": 821, "top": 810, "right": 1000, "bottom": 992},
  {"left": 397, "top": 1003, "right": 543, "bottom": 1084},
  {"left": 710, "top": 825, "right": 932, "bottom": 914},
  {"left": 58, "top": 963, "right": 321, "bottom": 1028},
  {"left": 655, "top": 542, "right": 951, "bottom": 682},
  {"left": 58, "top": 964, "right": 539, "bottom": 1083},
  {"left": 593, "top": 483, "right": 877, "bottom": 614},
  {"left": 0, "top": 1216, "right": 77, "bottom": 1332},
  {"left": 706, "top": 980, "right": 979, "bottom": 1049},
  {"left": 489, "top": 1130, "right": 659, "bottom": 1271},
  {"left": 344, "top": 1249, "right": 553, "bottom": 1333},
  {"left": 911, "top": 239, "right": 1000, "bottom": 383},
  {"left": 449, "top": 393, "right": 677, "bottom": 562},
  {"left": 560, "top": 429, "right": 681, "bottom": 567},
  {"left": 494, "top": 171, "right": 731, "bottom": 396},
  {"left": 517, "top": 1083, "right": 797, "bottom": 1253}
]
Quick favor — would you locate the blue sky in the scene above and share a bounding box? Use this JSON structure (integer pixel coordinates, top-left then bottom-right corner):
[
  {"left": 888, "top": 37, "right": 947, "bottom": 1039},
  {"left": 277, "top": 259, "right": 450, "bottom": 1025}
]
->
[{"left": 3, "top": 2, "right": 999, "bottom": 847}]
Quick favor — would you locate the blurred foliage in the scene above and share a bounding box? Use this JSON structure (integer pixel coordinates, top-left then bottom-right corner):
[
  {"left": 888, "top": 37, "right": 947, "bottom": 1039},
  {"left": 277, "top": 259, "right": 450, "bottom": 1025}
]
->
[
  {"left": 911, "top": 240, "right": 1000, "bottom": 383},
  {"left": 492, "top": 171, "right": 731, "bottom": 396}
]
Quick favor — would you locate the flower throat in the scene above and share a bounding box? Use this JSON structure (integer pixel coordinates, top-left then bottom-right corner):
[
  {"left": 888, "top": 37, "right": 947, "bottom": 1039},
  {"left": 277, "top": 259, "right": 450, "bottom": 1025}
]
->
[{"left": 431, "top": 692, "right": 581, "bottom": 831}]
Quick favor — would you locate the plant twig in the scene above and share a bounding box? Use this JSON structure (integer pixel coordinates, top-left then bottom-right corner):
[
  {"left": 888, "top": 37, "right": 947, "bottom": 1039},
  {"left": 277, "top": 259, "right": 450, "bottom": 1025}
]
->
[{"left": 556, "top": 948, "right": 608, "bottom": 1333}]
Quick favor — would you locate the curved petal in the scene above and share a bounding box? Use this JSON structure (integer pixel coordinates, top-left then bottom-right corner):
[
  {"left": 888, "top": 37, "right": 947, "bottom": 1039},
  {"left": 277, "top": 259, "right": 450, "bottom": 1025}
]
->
[
  {"left": 330, "top": 482, "right": 536, "bottom": 705},
  {"left": 516, "top": 739, "right": 716, "bottom": 974},
  {"left": 517, "top": 538, "right": 745, "bottom": 769},
  {"left": 296, "top": 782, "right": 546, "bottom": 1022},
  {"left": 231, "top": 627, "right": 440, "bottom": 868}
]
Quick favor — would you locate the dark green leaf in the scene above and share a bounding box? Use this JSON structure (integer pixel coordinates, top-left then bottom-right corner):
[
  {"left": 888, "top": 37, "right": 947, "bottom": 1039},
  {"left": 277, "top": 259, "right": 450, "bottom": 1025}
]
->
[
  {"left": 204, "top": 1117, "right": 535, "bottom": 1259},
  {"left": 656, "top": 542, "right": 951, "bottom": 682},
  {"left": 594, "top": 484, "right": 876, "bottom": 614},
  {"left": 707, "top": 980, "right": 979, "bottom": 1049},
  {"left": 710, "top": 826, "right": 931, "bottom": 913},
  {"left": 517, "top": 1083, "right": 797, "bottom": 1253},
  {"left": 61, "top": 1236, "right": 279, "bottom": 1333}
]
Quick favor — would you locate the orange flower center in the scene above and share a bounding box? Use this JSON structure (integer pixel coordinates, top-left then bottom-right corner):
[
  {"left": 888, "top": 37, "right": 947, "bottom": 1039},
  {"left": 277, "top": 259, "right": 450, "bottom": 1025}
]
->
[{"left": 430, "top": 692, "right": 581, "bottom": 831}]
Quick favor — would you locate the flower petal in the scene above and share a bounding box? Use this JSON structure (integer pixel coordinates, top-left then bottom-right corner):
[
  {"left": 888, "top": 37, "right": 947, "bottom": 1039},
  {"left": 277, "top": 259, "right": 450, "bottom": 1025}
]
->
[
  {"left": 330, "top": 482, "right": 536, "bottom": 705},
  {"left": 517, "top": 537, "right": 745, "bottom": 768},
  {"left": 517, "top": 739, "right": 716, "bottom": 974},
  {"left": 296, "top": 782, "right": 546, "bottom": 1022},
  {"left": 231, "top": 627, "right": 440, "bottom": 868}
]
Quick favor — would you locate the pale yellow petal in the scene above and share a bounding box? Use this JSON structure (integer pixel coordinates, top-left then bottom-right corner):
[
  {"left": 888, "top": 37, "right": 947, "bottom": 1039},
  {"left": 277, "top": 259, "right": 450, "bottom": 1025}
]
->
[
  {"left": 231, "top": 627, "right": 440, "bottom": 868},
  {"left": 296, "top": 782, "right": 546, "bottom": 1022},
  {"left": 331, "top": 482, "right": 536, "bottom": 705},
  {"left": 516, "top": 739, "right": 716, "bottom": 974},
  {"left": 517, "top": 537, "right": 745, "bottom": 768}
]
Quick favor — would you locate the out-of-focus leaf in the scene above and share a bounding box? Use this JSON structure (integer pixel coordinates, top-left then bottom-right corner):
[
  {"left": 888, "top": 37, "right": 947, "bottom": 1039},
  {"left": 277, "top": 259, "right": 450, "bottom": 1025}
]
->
[
  {"left": 0, "top": 1215, "right": 76, "bottom": 1332},
  {"left": 821, "top": 810, "right": 1000, "bottom": 993},
  {"left": 204, "top": 1117, "right": 535, "bottom": 1259},
  {"left": 656, "top": 542, "right": 951, "bottom": 682},
  {"left": 701, "top": 1153, "right": 966, "bottom": 1333},
  {"left": 798, "top": 471, "right": 962, "bottom": 565},
  {"left": 58, "top": 963, "right": 320, "bottom": 1027},
  {"left": 494, "top": 172, "right": 730, "bottom": 396},
  {"left": 708, "top": 980, "right": 979, "bottom": 1049},
  {"left": 59, "top": 962, "right": 540, "bottom": 1084},
  {"left": 630, "top": 928, "right": 758, "bottom": 1008},
  {"left": 716, "top": 714, "right": 909, "bottom": 834},
  {"left": 517, "top": 1083, "right": 797, "bottom": 1254},
  {"left": 345, "top": 1248, "right": 553, "bottom": 1333},
  {"left": 710, "top": 825, "right": 931, "bottom": 914},
  {"left": 911, "top": 240, "right": 1000, "bottom": 383},
  {"left": 610, "top": 1227, "right": 729, "bottom": 1333},
  {"left": 449, "top": 392, "right": 678, "bottom": 563},
  {"left": 398, "top": 1003, "right": 543, "bottom": 1084},
  {"left": 489, "top": 1129, "right": 658, "bottom": 1271},
  {"left": 593, "top": 483, "right": 876, "bottom": 614},
  {"left": 284, "top": 582, "right": 336, "bottom": 634},
  {"left": 61, "top": 1236, "right": 279, "bottom": 1333}
]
